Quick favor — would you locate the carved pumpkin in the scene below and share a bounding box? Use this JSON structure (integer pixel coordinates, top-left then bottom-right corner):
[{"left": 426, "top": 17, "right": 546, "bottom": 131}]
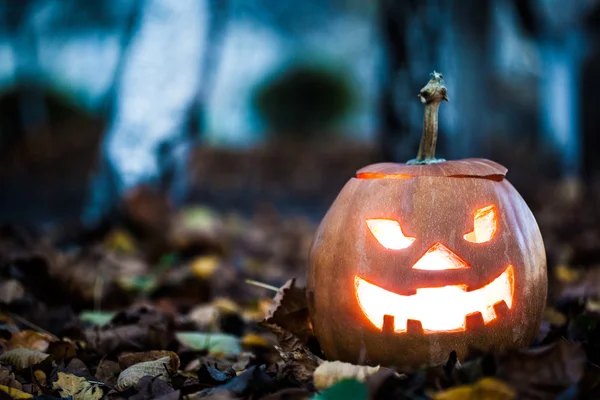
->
[{"left": 306, "top": 72, "right": 547, "bottom": 367}]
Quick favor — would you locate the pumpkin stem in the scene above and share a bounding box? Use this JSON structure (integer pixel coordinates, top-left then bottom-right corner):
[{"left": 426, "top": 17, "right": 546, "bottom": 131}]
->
[{"left": 407, "top": 71, "right": 448, "bottom": 165}]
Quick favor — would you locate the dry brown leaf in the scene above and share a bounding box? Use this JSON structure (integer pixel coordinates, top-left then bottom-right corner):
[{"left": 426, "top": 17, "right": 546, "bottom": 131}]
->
[
  {"left": 6, "top": 330, "right": 57, "bottom": 352},
  {"left": 496, "top": 339, "right": 585, "bottom": 399},
  {"left": 47, "top": 340, "right": 78, "bottom": 360},
  {"left": 276, "top": 342, "right": 323, "bottom": 386},
  {"left": 0, "top": 280, "right": 25, "bottom": 304},
  {"left": 84, "top": 320, "right": 172, "bottom": 355},
  {"left": 116, "top": 356, "right": 175, "bottom": 391},
  {"left": 118, "top": 350, "right": 180, "bottom": 371},
  {"left": 94, "top": 360, "right": 121, "bottom": 387},
  {"left": 0, "top": 349, "right": 50, "bottom": 370},
  {"left": 52, "top": 372, "right": 103, "bottom": 400},
  {"left": 263, "top": 279, "right": 312, "bottom": 343},
  {"left": 313, "top": 360, "right": 380, "bottom": 391},
  {"left": 433, "top": 377, "right": 516, "bottom": 400},
  {"left": 261, "top": 323, "right": 305, "bottom": 354},
  {"left": 0, "top": 368, "right": 22, "bottom": 390}
]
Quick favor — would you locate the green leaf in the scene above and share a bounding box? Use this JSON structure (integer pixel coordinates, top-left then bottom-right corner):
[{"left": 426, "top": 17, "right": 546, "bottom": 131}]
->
[
  {"left": 175, "top": 332, "right": 241, "bottom": 355},
  {"left": 314, "top": 379, "right": 368, "bottom": 400},
  {"left": 180, "top": 206, "right": 220, "bottom": 231},
  {"left": 80, "top": 311, "right": 116, "bottom": 326},
  {"left": 118, "top": 275, "right": 158, "bottom": 294}
]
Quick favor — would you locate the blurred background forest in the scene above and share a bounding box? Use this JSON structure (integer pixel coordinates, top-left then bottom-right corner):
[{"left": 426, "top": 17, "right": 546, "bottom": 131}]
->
[
  {"left": 0, "top": 0, "right": 599, "bottom": 227},
  {"left": 3, "top": 2, "right": 600, "bottom": 397}
]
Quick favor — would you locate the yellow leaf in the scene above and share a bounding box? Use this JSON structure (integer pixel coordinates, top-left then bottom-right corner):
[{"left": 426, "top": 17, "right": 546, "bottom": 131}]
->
[
  {"left": 313, "top": 361, "right": 381, "bottom": 391},
  {"left": 33, "top": 370, "right": 47, "bottom": 387},
  {"left": 103, "top": 229, "right": 137, "bottom": 254},
  {"left": 544, "top": 307, "right": 567, "bottom": 326},
  {"left": 190, "top": 256, "right": 220, "bottom": 279},
  {"left": 555, "top": 265, "right": 581, "bottom": 284},
  {"left": 434, "top": 377, "right": 516, "bottom": 400},
  {"left": 241, "top": 333, "right": 270, "bottom": 348},
  {"left": 0, "top": 385, "right": 33, "bottom": 399},
  {"left": 52, "top": 372, "right": 103, "bottom": 400},
  {"left": 213, "top": 297, "right": 239, "bottom": 314}
]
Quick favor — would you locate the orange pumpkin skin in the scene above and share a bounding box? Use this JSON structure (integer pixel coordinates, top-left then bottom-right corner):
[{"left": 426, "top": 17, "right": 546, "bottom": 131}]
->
[{"left": 306, "top": 159, "right": 547, "bottom": 368}]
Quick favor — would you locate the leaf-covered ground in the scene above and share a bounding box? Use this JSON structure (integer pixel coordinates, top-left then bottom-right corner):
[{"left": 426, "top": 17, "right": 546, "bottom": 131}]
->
[{"left": 0, "top": 181, "right": 600, "bottom": 399}]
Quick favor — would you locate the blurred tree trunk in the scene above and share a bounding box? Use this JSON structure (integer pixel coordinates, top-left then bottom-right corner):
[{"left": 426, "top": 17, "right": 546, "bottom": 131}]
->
[
  {"left": 167, "top": 0, "right": 230, "bottom": 206},
  {"left": 377, "top": 0, "right": 491, "bottom": 162},
  {"left": 376, "top": 0, "right": 409, "bottom": 162},
  {"left": 83, "top": 0, "right": 213, "bottom": 226}
]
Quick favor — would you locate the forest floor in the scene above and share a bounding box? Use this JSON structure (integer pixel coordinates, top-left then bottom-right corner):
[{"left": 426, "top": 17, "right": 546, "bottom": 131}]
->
[{"left": 0, "top": 178, "right": 600, "bottom": 400}]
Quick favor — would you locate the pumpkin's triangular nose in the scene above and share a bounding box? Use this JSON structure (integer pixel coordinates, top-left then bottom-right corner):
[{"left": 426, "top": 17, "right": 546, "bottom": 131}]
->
[{"left": 412, "top": 242, "right": 470, "bottom": 270}]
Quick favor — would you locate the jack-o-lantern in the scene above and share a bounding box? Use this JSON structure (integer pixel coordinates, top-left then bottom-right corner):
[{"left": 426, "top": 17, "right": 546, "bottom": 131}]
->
[{"left": 306, "top": 72, "right": 547, "bottom": 367}]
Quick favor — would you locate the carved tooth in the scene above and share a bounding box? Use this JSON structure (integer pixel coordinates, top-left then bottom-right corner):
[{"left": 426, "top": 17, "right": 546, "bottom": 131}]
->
[
  {"left": 406, "top": 319, "right": 424, "bottom": 334},
  {"left": 493, "top": 300, "right": 510, "bottom": 319},
  {"left": 383, "top": 315, "right": 395, "bottom": 334},
  {"left": 465, "top": 311, "right": 485, "bottom": 330}
]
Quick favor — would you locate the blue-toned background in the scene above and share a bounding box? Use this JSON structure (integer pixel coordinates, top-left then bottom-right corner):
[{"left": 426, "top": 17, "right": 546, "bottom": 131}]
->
[{"left": 0, "top": 0, "right": 598, "bottom": 226}]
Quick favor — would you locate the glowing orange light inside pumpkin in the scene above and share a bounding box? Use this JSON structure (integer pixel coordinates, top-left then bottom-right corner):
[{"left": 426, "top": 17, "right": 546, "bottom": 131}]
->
[
  {"left": 366, "top": 219, "right": 415, "bottom": 250},
  {"left": 354, "top": 264, "right": 514, "bottom": 333},
  {"left": 411, "top": 242, "right": 469, "bottom": 270},
  {"left": 464, "top": 205, "right": 497, "bottom": 243}
]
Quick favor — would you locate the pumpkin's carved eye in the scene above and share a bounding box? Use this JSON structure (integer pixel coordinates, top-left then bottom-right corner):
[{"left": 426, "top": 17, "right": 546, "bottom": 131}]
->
[
  {"left": 366, "top": 219, "right": 415, "bottom": 250},
  {"left": 464, "top": 205, "right": 497, "bottom": 243}
]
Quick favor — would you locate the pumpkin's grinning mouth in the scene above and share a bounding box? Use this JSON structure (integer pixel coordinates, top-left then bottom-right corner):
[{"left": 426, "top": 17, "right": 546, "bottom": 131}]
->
[{"left": 354, "top": 265, "right": 515, "bottom": 333}]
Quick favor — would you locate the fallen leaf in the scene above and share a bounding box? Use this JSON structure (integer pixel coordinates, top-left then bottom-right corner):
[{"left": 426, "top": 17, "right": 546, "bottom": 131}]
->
[
  {"left": 0, "top": 349, "right": 50, "bottom": 370},
  {"left": 94, "top": 360, "right": 120, "bottom": 387},
  {"left": 241, "top": 333, "right": 271, "bottom": 348},
  {"left": 60, "top": 358, "right": 92, "bottom": 379},
  {"left": 260, "top": 322, "right": 305, "bottom": 352},
  {"left": 190, "top": 365, "right": 276, "bottom": 398},
  {"left": 129, "top": 375, "right": 175, "bottom": 400},
  {"left": 0, "top": 368, "right": 22, "bottom": 390},
  {"left": 544, "top": 307, "right": 567, "bottom": 327},
  {"left": 557, "top": 267, "right": 600, "bottom": 300},
  {"left": 47, "top": 340, "right": 78, "bottom": 360},
  {"left": 0, "top": 384, "right": 33, "bottom": 399},
  {"left": 52, "top": 371, "right": 103, "bottom": 400},
  {"left": 263, "top": 279, "right": 312, "bottom": 343},
  {"left": 213, "top": 298, "right": 241, "bottom": 314},
  {"left": 103, "top": 229, "right": 138, "bottom": 255},
  {"left": 176, "top": 332, "right": 241, "bottom": 356},
  {"left": 496, "top": 339, "right": 586, "bottom": 399},
  {"left": 0, "top": 280, "right": 25, "bottom": 304},
  {"left": 6, "top": 330, "right": 57, "bottom": 352},
  {"left": 84, "top": 305, "right": 173, "bottom": 355},
  {"left": 116, "top": 356, "right": 175, "bottom": 391},
  {"left": 190, "top": 256, "right": 221, "bottom": 280},
  {"left": 313, "top": 361, "right": 380, "bottom": 391},
  {"left": 33, "top": 369, "right": 46, "bottom": 387},
  {"left": 314, "top": 378, "right": 368, "bottom": 400},
  {"left": 274, "top": 337, "right": 323, "bottom": 386},
  {"left": 79, "top": 311, "right": 116, "bottom": 326},
  {"left": 555, "top": 265, "right": 582, "bottom": 284},
  {"left": 195, "top": 364, "right": 235, "bottom": 386},
  {"left": 118, "top": 350, "right": 180, "bottom": 371},
  {"left": 433, "top": 377, "right": 516, "bottom": 400}
]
